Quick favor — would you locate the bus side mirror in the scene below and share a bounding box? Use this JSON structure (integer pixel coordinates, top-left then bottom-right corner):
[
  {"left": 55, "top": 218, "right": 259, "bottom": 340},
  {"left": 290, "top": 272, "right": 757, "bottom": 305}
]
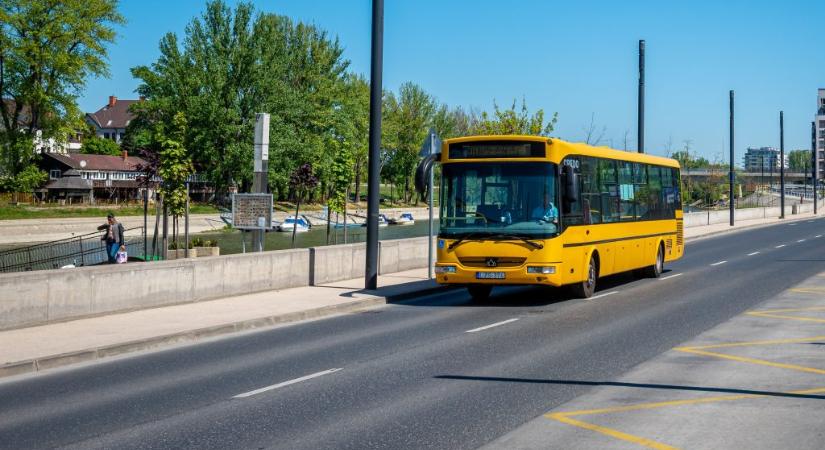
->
[
  {"left": 563, "top": 165, "right": 580, "bottom": 204},
  {"left": 415, "top": 153, "right": 439, "bottom": 195}
]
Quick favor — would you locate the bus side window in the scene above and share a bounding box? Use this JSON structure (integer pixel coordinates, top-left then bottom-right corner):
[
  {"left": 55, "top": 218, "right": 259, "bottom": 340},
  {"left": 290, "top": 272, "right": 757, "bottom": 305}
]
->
[
  {"left": 618, "top": 161, "right": 635, "bottom": 221},
  {"left": 561, "top": 156, "right": 583, "bottom": 228},
  {"left": 580, "top": 157, "right": 601, "bottom": 224},
  {"left": 633, "top": 163, "right": 648, "bottom": 219},
  {"left": 646, "top": 166, "right": 664, "bottom": 219},
  {"left": 599, "top": 159, "right": 620, "bottom": 222}
]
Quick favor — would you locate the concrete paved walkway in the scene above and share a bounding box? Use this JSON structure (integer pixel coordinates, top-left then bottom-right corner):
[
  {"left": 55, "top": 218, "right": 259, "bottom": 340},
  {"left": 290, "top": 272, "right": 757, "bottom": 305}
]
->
[{"left": 0, "top": 210, "right": 819, "bottom": 379}]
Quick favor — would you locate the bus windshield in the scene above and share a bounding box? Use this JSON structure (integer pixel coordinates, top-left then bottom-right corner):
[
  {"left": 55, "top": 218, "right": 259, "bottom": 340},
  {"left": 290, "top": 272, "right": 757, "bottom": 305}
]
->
[{"left": 440, "top": 162, "right": 558, "bottom": 238}]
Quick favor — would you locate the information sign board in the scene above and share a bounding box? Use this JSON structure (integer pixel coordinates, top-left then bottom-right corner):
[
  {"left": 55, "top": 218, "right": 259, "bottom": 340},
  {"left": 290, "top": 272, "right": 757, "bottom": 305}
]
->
[{"left": 231, "top": 193, "right": 273, "bottom": 230}]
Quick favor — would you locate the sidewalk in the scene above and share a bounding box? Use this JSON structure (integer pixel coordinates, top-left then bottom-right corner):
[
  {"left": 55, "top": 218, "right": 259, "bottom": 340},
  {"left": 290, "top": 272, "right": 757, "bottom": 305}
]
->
[{"left": 0, "top": 211, "right": 819, "bottom": 379}]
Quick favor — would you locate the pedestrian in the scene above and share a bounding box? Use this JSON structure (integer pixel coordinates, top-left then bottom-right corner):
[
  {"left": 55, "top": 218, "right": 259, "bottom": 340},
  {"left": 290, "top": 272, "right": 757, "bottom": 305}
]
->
[{"left": 98, "top": 213, "right": 125, "bottom": 263}]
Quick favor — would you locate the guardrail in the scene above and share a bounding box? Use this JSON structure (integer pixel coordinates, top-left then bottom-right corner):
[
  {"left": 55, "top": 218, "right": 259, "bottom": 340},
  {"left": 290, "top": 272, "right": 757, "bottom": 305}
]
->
[{"left": 0, "top": 227, "right": 145, "bottom": 273}]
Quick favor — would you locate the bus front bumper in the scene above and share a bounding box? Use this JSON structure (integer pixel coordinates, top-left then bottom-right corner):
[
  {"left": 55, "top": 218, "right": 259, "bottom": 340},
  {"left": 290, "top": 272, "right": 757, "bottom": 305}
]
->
[{"left": 433, "top": 264, "right": 564, "bottom": 287}]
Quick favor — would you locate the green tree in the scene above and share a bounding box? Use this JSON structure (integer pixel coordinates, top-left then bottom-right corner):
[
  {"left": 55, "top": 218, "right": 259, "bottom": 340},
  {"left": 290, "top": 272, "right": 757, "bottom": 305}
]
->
[
  {"left": 470, "top": 98, "right": 557, "bottom": 136},
  {"left": 288, "top": 163, "right": 318, "bottom": 246},
  {"left": 382, "top": 82, "right": 436, "bottom": 203},
  {"left": 788, "top": 150, "right": 810, "bottom": 172},
  {"left": 0, "top": 0, "right": 124, "bottom": 177},
  {"left": 130, "top": 1, "right": 349, "bottom": 201},
  {"left": 81, "top": 136, "right": 121, "bottom": 156}
]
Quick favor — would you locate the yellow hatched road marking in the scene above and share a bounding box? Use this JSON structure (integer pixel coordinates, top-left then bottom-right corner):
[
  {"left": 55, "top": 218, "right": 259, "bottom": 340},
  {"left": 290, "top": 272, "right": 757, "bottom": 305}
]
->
[
  {"left": 790, "top": 287, "right": 825, "bottom": 294},
  {"left": 547, "top": 413, "right": 680, "bottom": 450},
  {"left": 675, "top": 335, "right": 825, "bottom": 351},
  {"left": 746, "top": 312, "right": 825, "bottom": 324},
  {"left": 675, "top": 347, "right": 825, "bottom": 375},
  {"left": 748, "top": 306, "right": 825, "bottom": 314}
]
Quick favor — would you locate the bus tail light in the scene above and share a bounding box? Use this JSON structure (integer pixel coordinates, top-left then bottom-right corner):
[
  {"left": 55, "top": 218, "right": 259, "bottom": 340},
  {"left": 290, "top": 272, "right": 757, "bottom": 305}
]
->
[{"left": 527, "top": 266, "right": 556, "bottom": 274}]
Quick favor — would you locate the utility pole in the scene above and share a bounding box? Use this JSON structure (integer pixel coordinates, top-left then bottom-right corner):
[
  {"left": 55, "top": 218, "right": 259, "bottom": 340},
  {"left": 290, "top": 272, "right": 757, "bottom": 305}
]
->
[
  {"left": 780, "top": 111, "right": 785, "bottom": 219},
  {"left": 184, "top": 181, "right": 190, "bottom": 258},
  {"left": 365, "top": 0, "right": 384, "bottom": 290},
  {"left": 252, "top": 113, "right": 270, "bottom": 252},
  {"left": 813, "top": 121, "right": 819, "bottom": 215},
  {"left": 729, "top": 91, "right": 735, "bottom": 226},
  {"left": 638, "top": 39, "right": 645, "bottom": 154}
]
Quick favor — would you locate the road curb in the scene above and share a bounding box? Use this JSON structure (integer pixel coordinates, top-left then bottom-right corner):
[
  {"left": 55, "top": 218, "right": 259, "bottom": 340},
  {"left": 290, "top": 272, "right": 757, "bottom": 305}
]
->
[{"left": 0, "top": 285, "right": 452, "bottom": 380}]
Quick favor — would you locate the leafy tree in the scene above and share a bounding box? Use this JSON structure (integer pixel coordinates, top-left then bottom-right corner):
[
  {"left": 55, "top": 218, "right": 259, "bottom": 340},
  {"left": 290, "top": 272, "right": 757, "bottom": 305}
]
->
[
  {"left": 0, "top": 0, "right": 124, "bottom": 177},
  {"left": 289, "top": 163, "right": 318, "bottom": 245},
  {"left": 788, "top": 150, "right": 810, "bottom": 172},
  {"left": 81, "top": 136, "right": 121, "bottom": 156},
  {"left": 1, "top": 163, "right": 47, "bottom": 195},
  {"left": 469, "top": 98, "right": 557, "bottom": 136},
  {"left": 130, "top": 1, "right": 348, "bottom": 201}
]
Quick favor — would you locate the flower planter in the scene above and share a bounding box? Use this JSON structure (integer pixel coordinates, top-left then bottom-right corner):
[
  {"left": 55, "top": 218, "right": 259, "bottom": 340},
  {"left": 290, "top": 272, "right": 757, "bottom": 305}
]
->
[
  {"left": 194, "top": 246, "right": 220, "bottom": 257},
  {"left": 166, "top": 249, "right": 196, "bottom": 260}
]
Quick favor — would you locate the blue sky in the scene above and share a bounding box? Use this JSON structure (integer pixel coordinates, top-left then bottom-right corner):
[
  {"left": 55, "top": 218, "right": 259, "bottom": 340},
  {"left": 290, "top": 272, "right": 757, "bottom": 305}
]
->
[{"left": 80, "top": 0, "right": 825, "bottom": 162}]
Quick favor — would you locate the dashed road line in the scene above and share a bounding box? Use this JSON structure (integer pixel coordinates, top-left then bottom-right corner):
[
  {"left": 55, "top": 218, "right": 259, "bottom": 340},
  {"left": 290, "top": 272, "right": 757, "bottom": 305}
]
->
[
  {"left": 798, "top": 239, "right": 806, "bottom": 243},
  {"left": 659, "top": 273, "right": 683, "bottom": 281},
  {"left": 816, "top": 235, "right": 822, "bottom": 238},
  {"left": 747, "top": 251, "right": 760, "bottom": 256},
  {"left": 588, "top": 291, "right": 619, "bottom": 301},
  {"left": 710, "top": 260, "right": 727, "bottom": 266},
  {"left": 775, "top": 244, "right": 786, "bottom": 248},
  {"left": 466, "top": 318, "right": 519, "bottom": 333},
  {"left": 789, "top": 223, "right": 797, "bottom": 226},
  {"left": 233, "top": 368, "right": 342, "bottom": 398}
]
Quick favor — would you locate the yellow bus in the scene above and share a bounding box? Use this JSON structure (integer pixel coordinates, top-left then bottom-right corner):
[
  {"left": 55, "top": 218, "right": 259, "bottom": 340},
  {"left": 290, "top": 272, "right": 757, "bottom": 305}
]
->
[{"left": 416, "top": 135, "right": 684, "bottom": 300}]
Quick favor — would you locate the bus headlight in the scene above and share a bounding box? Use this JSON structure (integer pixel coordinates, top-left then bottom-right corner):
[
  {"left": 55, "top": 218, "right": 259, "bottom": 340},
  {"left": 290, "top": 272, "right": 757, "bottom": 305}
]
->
[
  {"left": 434, "top": 265, "right": 457, "bottom": 274},
  {"left": 527, "top": 266, "right": 556, "bottom": 274}
]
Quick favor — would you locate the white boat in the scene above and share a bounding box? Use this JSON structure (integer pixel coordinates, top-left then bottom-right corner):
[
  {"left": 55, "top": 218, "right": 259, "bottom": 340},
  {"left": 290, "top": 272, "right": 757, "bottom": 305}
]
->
[
  {"left": 378, "top": 214, "right": 389, "bottom": 227},
  {"left": 276, "top": 215, "right": 311, "bottom": 233},
  {"left": 391, "top": 212, "right": 415, "bottom": 226}
]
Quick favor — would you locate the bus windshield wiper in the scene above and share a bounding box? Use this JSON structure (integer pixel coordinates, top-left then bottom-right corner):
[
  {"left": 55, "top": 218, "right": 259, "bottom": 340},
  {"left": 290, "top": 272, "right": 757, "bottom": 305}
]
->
[
  {"left": 448, "top": 232, "right": 544, "bottom": 250},
  {"left": 487, "top": 233, "right": 544, "bottom": 249}
]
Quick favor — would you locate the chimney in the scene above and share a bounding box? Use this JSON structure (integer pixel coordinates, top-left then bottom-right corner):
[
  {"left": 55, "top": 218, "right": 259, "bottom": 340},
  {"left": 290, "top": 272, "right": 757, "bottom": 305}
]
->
[
  {"left": 108, "top": 96, "right": 117, "bottom": 107},
  {"left": 122, "top": 150, "right": 128, "bottom": 161}
]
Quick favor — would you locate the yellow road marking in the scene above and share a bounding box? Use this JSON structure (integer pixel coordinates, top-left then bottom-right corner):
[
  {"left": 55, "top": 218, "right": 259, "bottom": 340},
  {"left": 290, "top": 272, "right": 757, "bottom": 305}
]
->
[
  {"left": 748, "top": 306, "right": 825, "bottom": 314},
  {"left": 547, "top": 413, "right": 680, "bottom": 450},
  {"left": 746, "top": 312, "right": 825, "bottom": 324},
  {"left": 676, "top": 347, "right": 825, "bottom": 375},
  {"left": 675, "top": 335, "right": 825, "bottom": 351},
  {"left": 789, "top": 287, "right": 825, "bottom": 294}
]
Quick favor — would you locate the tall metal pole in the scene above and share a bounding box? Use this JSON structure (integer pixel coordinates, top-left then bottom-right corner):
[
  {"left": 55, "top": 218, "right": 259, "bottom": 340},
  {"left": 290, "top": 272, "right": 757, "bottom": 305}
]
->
[
  {"left": 427, "top": 131, "right": 435, "bottom": 280},
  {"left": 760, "top": 155, "right": 764, "bottom": 208},
  {"left": 813, "top": 121, "right": 818, "bottom": 215},
  {"left": 253, "top": 113, "right": 270, "bottom": 252},
  {"left": 365, "top": 0, "right": 384, "bottom": 290},
  {"left": 184, "top": 181, "right": 190, "bottom": 258},
  {"left": 780, "top": 111, "right": 785, "bottom": 219},
  {"left": 143, "top": 189, "right": 148, "bottom": 260},
  {"left": 729, "top": 91, "right": 735, "bottom": 226},
  {"left": 637, "top": 39, "right": 645, "bottom": 154}
]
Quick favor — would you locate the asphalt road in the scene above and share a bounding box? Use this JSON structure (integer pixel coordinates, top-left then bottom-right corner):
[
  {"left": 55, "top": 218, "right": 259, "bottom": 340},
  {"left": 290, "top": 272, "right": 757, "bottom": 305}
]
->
[{"left": 1, "top": 218, "right": 823, "bottom": 449}]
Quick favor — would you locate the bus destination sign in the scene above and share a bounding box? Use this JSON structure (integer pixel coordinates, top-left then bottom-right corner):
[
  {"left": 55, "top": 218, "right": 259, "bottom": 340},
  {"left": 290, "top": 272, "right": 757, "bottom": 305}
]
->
[{"left": 448, "top": 140, "right": 545, "bottom": 159}]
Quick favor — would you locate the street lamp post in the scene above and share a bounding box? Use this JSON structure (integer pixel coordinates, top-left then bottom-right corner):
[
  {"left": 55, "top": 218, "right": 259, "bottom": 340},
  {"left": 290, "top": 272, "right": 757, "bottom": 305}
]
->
[
  {"left": 365, "top": 0, "right": 384, "bottom": 290},
  {"left": 780, "top": 111, "right": 785, "bottom": 219}
]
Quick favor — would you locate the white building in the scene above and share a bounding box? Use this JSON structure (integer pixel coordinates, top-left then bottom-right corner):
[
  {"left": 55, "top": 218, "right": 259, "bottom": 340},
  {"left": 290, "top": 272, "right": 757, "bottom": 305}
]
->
[
  {"left": 816, "top": 89, "right": 825, "bottom": 180},
  {"left": 742, "top": 147, "right": 787, "bottom": 172}
]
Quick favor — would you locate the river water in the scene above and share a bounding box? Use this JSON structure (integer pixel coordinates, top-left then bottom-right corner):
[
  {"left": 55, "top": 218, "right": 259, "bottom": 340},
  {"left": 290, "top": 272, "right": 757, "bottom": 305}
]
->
[{"left": 176, "top": 220, "right": 439, "bottom": 255}]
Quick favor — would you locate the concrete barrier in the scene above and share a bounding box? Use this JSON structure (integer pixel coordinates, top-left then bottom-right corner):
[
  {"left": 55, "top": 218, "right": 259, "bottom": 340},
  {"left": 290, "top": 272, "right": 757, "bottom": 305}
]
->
[
  {"left": 683, "top": 205, "right": 802, "bottom": 228},
  {"left": 309, "top": 242, "right": 366, "bottom": 286},
  {"left": 0, "top": 248, "right": 310, "bottom": 331},
  {"left": 378, "top": 236, "right": 435, "bottom": 275}
]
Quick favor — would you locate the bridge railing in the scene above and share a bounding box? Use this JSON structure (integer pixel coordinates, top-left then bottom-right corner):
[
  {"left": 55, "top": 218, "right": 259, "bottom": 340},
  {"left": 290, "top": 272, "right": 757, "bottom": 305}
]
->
[{"left": 0, "top": 227, "right": 146, "bottom": 273}]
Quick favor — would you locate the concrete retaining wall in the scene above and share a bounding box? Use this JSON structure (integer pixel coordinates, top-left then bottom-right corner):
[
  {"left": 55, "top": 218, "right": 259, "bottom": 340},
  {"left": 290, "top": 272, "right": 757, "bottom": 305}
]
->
[
  {"left": 378, "top": 236, "right": 435, "bottom": 275},
  {"left": 0, "top": 248, "right": 310, "bottom": 331},
  {"left": 683, "top": 204, "right": 812, "bottom": 227},
  {"left": 309, "top": 242, "right": 367, "bottom": 286}
]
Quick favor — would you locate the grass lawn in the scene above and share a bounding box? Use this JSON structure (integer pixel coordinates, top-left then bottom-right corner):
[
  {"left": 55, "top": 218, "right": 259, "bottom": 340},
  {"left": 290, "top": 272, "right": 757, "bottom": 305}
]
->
[{"left": 0, "top": 204, "right": 220, "bottom": 220}]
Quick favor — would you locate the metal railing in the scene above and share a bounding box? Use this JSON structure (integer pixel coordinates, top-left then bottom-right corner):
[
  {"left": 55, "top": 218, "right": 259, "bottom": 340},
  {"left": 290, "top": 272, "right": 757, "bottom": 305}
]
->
[{"left": 0, "top": 227, "right": 146, "bottom": 273}]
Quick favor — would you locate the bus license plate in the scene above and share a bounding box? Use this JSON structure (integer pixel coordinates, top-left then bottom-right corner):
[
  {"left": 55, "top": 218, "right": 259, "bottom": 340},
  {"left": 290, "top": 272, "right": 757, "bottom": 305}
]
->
[{"left": 476, "top": 272, "right": 505, "bottom": 279}]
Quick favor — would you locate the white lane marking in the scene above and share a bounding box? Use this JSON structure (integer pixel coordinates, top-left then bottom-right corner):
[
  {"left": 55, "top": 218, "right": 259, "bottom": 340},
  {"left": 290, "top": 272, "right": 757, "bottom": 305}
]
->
[
  {"left": 789, "top": 223, "right": 797, "bottom": 226},
  {"left": 659, "top": 273, "right": 683, "bottom": 281},
  {"left": 466, "top": 318, "right": 520, "bottom": 333},
  {"left": 798, "top": 239, "right": 806, "bottom": 243},
  {"left": 775, "top": 244, "right": 786, "bottom": 248},
  {"left": 808, "top": 220, "right": 815, "bottom": 223},
  {"left": 233, "top": 368, "right": 342, "bottom": 398},
  {"left": 747, "top": 252, "right": 760, "bottom": 256},
  {"left": 816, "top": 235, "right": 822, "bottom": 238},
  {"left": 710, "top": 261, "right": 727, "bottom": 266},
  {"left": 588, "top": 291, "right": 619, "bottom": 300}
]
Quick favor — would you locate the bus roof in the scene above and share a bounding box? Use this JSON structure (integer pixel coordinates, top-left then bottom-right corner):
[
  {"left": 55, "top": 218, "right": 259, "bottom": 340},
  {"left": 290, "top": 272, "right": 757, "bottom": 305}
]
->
[{"left": 442, "top": 135, "right": 681, "bottom": 169}]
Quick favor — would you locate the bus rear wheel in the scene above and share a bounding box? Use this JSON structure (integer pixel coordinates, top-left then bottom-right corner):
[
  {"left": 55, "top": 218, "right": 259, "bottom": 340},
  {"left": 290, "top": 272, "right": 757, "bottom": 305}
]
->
[
  {"left": 643, "top": 244, "right": 664, "bottom": 278},
  {"left": 570, "top": 256, "right": 597, "bottom": 299},
  {"left": 468, "top": 285, "right": 492, "bottom": 302}
]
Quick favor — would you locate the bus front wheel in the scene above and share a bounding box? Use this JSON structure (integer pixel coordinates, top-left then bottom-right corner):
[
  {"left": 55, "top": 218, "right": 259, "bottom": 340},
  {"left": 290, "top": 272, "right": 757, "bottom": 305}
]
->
[
  {"left": 468, "top": 285, "right": 492, "bottom": 302},
  {"left": 570, "top": 256, "right": 597, "bottom": 299}
]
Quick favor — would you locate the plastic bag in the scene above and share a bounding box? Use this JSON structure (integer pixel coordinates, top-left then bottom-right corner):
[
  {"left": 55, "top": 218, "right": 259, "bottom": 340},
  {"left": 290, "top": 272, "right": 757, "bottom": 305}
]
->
[{"left": 116, "top": 246, "right": 128, "bottom": 264}]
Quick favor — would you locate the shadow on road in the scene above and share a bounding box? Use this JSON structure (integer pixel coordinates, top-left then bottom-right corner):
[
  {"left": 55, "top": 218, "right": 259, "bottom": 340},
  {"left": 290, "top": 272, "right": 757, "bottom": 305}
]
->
[{"left": 433, "top": 374, "right": 825, "bottom": 401}]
